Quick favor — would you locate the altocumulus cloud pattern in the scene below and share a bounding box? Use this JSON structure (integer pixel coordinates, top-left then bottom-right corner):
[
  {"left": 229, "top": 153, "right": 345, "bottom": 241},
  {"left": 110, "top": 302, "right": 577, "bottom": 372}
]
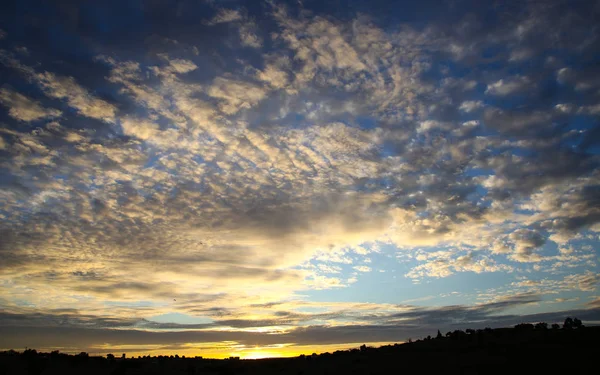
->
[{"left": 0, "top": 0, "right": 599, "bottom": 358}]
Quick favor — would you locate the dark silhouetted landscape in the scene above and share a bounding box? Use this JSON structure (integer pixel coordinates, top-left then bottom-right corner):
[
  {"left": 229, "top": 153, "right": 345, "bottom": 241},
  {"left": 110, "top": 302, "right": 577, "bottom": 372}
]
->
[{"left": 1, "top": 318, "right": 598, "bottom": 375}]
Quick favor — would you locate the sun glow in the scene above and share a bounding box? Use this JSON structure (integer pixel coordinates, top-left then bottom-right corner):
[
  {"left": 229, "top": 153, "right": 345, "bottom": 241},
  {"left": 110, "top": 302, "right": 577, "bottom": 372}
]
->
[{"left": 240, "top": 351, "right": 283, "bottom": 360}]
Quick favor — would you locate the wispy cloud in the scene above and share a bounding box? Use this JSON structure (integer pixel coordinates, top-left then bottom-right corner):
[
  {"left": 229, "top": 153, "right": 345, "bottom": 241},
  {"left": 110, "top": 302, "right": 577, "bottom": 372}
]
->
[{"left": 0, "top": 88, "right": 62, "bottom": 122}]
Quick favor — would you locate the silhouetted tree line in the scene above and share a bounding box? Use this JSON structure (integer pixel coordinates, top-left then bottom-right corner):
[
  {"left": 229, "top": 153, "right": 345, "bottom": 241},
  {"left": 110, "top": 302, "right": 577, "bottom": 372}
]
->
[{"left": 422, "top": 316, "right": 585, "bottom": 342}]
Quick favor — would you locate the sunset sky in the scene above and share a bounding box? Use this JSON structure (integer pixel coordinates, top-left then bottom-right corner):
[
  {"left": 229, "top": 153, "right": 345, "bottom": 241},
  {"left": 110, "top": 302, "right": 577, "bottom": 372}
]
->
[{"left": 1, "top": 0, "right": 599, "bottom": 359}]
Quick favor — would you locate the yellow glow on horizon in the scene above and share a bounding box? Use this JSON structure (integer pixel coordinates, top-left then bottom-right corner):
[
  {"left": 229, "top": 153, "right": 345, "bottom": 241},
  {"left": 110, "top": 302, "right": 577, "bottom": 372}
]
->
[
  {"left": 88, "top": 341, "right": 401, "bottom": 360},
  {"left": 240, "top": 351, "right": 282, "bottom": 359}
]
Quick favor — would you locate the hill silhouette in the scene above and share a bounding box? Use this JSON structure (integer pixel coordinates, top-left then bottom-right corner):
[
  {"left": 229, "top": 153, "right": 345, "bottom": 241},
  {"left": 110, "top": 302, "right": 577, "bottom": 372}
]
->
[{"left": 1, "top": 317, "right": 598, "bottom": 375}]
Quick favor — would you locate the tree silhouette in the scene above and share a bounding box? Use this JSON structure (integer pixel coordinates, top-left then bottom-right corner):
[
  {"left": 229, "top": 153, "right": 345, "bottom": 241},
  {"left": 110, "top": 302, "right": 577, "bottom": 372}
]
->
[
  {"left": 564, "top": 317, "right": 574, "bottom": 329},
  {"left": 573, "top": 318, "right": 583, "bottom": 329},
  {"left": 436, "top": 330, "right": 443, "bottom": 339}
]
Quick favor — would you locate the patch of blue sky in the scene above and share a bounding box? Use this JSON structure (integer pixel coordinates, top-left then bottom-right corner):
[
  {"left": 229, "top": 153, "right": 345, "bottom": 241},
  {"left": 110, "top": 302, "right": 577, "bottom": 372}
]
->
[
  {"left": 142, "top": 153, "right": 162, "bottom": 170},
  {"left": 464, "top": 166, "right": 491, "bottom": 177},
  {"left": 80, "top": 1, "right": 146, "bottom": 38},
  {"left": 354, "top": 116, "right": 378, "bottom": 130},
  {"left": 564, "top": 114, "right": 600, "bottom": 134},
  {"left": 508, "top": 146, "right": 538, "bottom": 158},
  {"left": 467, "top": 187, "right": 489, "bottom": 206},
  {"left": 378, "top": 140, "right": 399, "bottom": 158},
  {"left": 372, "top": 268, "right": 505, "bottom": 307},
  {"left": 45, "top": 26, "right": 94, "bottom": 63},
  {"left": 303, "top": 244, "right": 513, "bottom": 307}
]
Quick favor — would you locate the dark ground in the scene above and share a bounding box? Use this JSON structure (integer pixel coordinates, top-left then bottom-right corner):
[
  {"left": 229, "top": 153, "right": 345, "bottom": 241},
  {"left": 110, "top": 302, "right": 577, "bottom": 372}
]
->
[{"left": 1, "top": 324, "right": 599, "bottom": 374}]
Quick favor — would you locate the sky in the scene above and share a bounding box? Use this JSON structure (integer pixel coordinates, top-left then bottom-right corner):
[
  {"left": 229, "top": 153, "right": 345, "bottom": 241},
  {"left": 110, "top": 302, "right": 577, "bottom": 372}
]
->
[{"left": 0, "top": 0, "right": 599, "bottom": 359}]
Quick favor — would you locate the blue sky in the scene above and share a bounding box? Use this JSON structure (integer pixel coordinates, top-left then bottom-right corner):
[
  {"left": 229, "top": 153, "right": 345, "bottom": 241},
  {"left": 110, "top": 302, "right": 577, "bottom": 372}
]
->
[{"left": 0, "top": 0, "right": 599, "bottom": 358}]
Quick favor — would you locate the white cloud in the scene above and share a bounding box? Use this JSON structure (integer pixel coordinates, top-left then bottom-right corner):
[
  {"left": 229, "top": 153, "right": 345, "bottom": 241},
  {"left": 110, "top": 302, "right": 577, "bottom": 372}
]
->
[
  {"left": 554, "top": 103, "right": 574, "bottom": 113},
  {"left": 490, "top": 238, "right": 511, "bottom": 254},
  {"left": 459, "top": 100, "right": 484, "bottom": 113},
  {"left": 0, "top": 88, "right": 62, "bottom": 122},
  {"left": 206, "top": 8, "right": 243, "bottom": 25},
  {"left": 485, "top": 76, "right": 532, "bottom": 96},
  {"left": 120, "top": 117, "right": 160, "bottom": 141},
  {"left": 406, "top": 251, "right": 513, "bottom": 279},
  {"left": 353, "top": 266, "right": 372, "bottom": 273},
  {"left": 35, "top": 72, "right": 116, "bottom": 122},
  {"left": 161, "top": 56, "right": 198, "bottom": 74},
  {"left": 239, "top": 23, "right": 262, "bottom": 48},
  {"left": 509, "top": 48, "right": 533, "bottom": 62},
  {"left": 257, "top": 59, "right": 290, "bottom": 89},
  {"left": 207, "top": 77, "right": 268, "bottom": 114}
]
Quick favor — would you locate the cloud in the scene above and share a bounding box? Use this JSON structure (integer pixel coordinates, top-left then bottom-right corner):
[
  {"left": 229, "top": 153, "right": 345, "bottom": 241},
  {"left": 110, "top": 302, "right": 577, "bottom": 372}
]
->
[
  {"left": 239, "top": 22, "right": 262, "bottom": 48},
  {"left": 207, "top": 76, "right": 268, "bottom": 114},
  {"left": 257, "top": 60, "right": 290, "bottom": 89},
  {"left": 557, "top": 66, "right": 600, "bottom": 91},
  {"left": 353, "top": 266, "right": 372, "bottom": 273},
  {"left": 274, "top": 10, "right": 366, "bottom": 79},
  {"left": 0, "top": 88, "right": 62, "bottom": 122},
  {"left": 0, "top": 51, "right": 116, "bottom": 123},
  {"left": 120, "top": 117, "right": 160, "bottom": 141},
  {"left": 588, "top": 297, "right": 600, "bottom": 309},
  {"left": 406, "top": 251, "right": 513, "bottom": 280},
  {"left": 485, "top": 76, "right": 533, "bottom": 96},
  {"left": 459, "top": 100, "right": 484, "bottom": 113},
  {"left": 204, "top": 7, "right": 262, "bottom": 48},
  {"left": 482, "top": 107, "right": 553, "bottom": 135},
  {"left": 34, "top": 72, "right": 116, "bottom": 122},
  {"left": 508, "top": 229, "right": 546, "bottom": 262},
  {"left": 490, "top": 238, "right": 512, "bottom": 254},
  {"left": 206, "top": 8, "right": 243, "bottom": 25},
  {"left": 509, "top": 48, "right": 534, "bottom": 62},
  {"left": 563, "top": 272, "right": 600, "bottom": 292}
]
